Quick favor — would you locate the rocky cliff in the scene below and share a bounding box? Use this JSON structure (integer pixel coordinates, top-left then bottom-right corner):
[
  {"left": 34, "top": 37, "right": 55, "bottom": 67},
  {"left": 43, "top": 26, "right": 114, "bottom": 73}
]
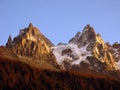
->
[
  {"left": 6, "top": 23, "right": 56, "bottom": 65},
  {"left": 107, "top": 42, "right": 120, "bottom": 70}
]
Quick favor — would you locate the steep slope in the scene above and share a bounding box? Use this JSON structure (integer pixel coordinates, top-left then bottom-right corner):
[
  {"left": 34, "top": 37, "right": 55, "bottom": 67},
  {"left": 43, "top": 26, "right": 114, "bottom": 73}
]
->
[
  {"left": 6, "top": 23, "right": 56, "bottom": 65},
  {"left": 52, "top": 24, "right": 118, "bottom": 71},
  {"left": 107, "top": 42, "right": 120, "bottom": 70}
]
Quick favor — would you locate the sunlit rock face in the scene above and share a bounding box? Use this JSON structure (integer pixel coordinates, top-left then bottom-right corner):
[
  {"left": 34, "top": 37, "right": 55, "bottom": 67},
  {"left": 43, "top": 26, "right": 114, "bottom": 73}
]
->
[
  {"left": 52, "top": 24, "right": 117, "bottom": 72},
  {"left": 108, "top": 42, "right": 120, "bottom": 70},
  {"left": 6, "top": 23, "right": 55, "bottom": 64}
]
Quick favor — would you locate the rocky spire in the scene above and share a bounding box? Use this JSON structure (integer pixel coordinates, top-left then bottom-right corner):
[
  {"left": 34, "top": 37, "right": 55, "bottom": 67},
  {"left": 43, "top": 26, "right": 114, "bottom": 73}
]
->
[
  {"left": 69, "top": 24, "right": 97, "bottom": 47},
  {"left": 28, "top": 22, "right": 33, "bottom": 28},
  {"left": 82, "top": 24, "right": 91, "bottom": 31},
  {"left": 6, "top": 35, "right": 12, "bottom": 48}
]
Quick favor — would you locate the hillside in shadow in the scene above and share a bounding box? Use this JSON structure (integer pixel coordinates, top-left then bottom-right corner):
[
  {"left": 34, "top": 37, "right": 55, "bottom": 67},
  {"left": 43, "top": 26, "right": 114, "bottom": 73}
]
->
[{"left": 0, "top": 56, "right": 120, "bottom": 90}]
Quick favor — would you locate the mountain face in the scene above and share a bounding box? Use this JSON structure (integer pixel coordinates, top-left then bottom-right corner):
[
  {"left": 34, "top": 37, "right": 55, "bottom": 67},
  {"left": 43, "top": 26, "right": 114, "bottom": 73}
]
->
[
  {"left": 6, "top": 23, "right": 56, "bottom": 64},
  {"left": 52, "top": 24, "right": 118, "bottom": 72}
]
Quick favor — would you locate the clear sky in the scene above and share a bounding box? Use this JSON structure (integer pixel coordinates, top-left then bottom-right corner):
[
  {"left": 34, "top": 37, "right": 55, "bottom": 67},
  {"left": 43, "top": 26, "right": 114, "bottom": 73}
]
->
[{"left": 0, "top": 0, "right": 120, "bottom": 45}]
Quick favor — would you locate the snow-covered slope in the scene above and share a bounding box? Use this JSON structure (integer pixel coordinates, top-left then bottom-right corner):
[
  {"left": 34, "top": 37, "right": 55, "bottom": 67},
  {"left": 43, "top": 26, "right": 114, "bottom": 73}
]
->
[{"left": 52, "top": 43, "right": 91, "bottom": 65}]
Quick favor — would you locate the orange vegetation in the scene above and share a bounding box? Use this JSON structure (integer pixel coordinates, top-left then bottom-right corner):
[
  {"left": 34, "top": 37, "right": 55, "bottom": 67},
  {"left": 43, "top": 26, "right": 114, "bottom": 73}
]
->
[{"left": 0, "top": 57, "right": 120, "bottom": 90}]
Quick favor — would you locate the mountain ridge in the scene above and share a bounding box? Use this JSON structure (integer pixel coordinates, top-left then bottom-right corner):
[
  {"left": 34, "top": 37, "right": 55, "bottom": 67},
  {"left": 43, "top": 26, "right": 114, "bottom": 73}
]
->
[{"left": 5, "top": 23, "right": 120, "bottom": 72}]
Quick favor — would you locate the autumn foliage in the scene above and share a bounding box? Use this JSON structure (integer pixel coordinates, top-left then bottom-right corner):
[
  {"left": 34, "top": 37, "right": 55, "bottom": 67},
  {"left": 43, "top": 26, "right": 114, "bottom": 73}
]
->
[{"left": 0, "top": 57, "right": 120, "bottom": 90}]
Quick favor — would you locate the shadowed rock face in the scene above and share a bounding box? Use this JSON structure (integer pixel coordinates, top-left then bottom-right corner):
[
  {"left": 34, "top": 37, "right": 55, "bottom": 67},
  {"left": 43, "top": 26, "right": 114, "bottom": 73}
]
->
[
  {"left": 6, "top": 23, "right": 56, "bottom": 65},
  {"left": 69, "top": 24, "right": 96, "bottom": 47},
  {"left": 53, "top": 24, "right": 117, "bottom": 72},
  {"left": 110, "top": 42, "right": 120, "bottom": 62}
]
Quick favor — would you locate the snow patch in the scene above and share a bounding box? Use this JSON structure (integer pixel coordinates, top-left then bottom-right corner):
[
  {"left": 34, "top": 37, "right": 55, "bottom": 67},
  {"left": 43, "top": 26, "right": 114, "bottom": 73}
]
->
[
  {"left": 51, "top": 44, "right": 72, "bottom": 65},
  {"left": 71, "top": 43, "right": 91, "bottom": 65},
  {"left": 113, "top": 48, "right": 119, "bottom": 52},
  {"left": 52, "top": 43, "right": 91, "bottom": 65}
]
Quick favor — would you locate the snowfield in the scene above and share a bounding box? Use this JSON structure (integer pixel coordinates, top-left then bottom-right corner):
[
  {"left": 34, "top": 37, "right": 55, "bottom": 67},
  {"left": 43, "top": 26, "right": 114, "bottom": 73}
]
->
[{"left": 51, "top": 43, "right": 92, "bottom": 65}]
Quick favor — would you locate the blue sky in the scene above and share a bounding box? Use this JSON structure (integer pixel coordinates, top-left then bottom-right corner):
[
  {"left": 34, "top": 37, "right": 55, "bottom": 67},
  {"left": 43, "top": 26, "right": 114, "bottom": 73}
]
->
[{"left": 0, "top": 0, "right": 120, "bottom": 45}]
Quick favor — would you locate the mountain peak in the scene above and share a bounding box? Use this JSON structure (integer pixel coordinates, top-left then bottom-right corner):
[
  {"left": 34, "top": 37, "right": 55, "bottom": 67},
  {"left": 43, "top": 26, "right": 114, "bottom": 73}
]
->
[
  {"left": 6, "top": 23, "right": 54, "bottom": 61},
  {"left": 82, "top": 24, "right": 94, "bottom": 32},
  {"left": 82, "top": 24, "right": 96, "bottom": 37},
  {"left": 18, "top": 23, "right": 49, "bottom": 43},
  {"left": 69, "top": 24, "right": 96, "bottom": 47},
  {"left": 28, "top": 22, "right": 33, "bottom": 28},
  {"left": 6, "top": 35, "right": 12, "bottom": 48}
]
